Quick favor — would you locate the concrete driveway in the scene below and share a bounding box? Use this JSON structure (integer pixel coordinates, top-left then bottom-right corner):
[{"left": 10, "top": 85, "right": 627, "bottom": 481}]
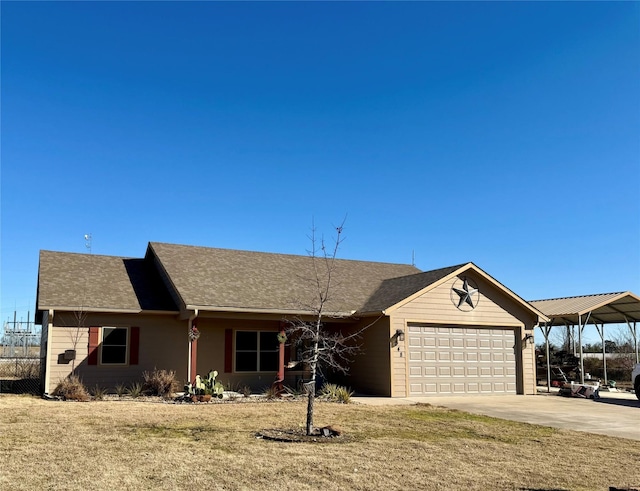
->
[{"left": 353, "top": 390, "right": 640, "bottom": 441}]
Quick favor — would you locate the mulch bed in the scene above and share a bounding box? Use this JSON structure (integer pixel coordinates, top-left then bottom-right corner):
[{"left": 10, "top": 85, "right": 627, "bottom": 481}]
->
[{"left": 257, "top": 426, "right": 351, "bottom": 444}]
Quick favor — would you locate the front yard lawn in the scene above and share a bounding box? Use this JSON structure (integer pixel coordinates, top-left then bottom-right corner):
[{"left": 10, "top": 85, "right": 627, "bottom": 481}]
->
[{"left": 1, "top": 395, "right": 639, "bottom": 490}]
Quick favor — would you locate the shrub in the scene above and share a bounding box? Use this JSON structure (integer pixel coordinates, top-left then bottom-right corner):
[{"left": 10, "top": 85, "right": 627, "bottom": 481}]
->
[
  {"left": 52, "top": 375, "right": 90, "bottom": 402},
  {"left": 223, "top": 381, "right": 251, "bottom": 398},
  {"left": 318, "top": 383, "right": 339, "bottom": 399},
  {"left": 262, "top": 385, "right": 279, "bottom": 400},
  {"left": 115, "top": 384, "right": 127, "bottom": 398},
  {"left": 583, "top": 356, "right": 634, "bottom": 383},
  {"left": 319, "top": 383, "right": 353, "bottom": 404},
  {"left": 142, "top": 368, "right": 178, "bottom": 398},
  {"left": 224, "top": 380, "right": 240, "bottom": 392},
  {"left": 91, "top": 385, "right": 107, "bottom": 401},
  {"left": 335, "top": 386, "right": 353, "bottom": 404},
  {"left": 127, "top": 382, "right": 143, "bottom": 398}
]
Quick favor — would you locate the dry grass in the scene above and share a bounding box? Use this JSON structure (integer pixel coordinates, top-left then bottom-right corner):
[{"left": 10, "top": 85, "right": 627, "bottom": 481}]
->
[
  {"left": 0, "top": 358, "right": 40, "bottom": 379},
  {"left": 1, "top": 395, "right": 639, "bottom": 491}
]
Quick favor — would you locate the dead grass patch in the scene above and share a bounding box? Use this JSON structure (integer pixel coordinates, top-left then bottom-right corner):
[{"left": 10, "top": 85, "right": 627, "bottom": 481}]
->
[{"left": 1, "top": 395, "right": 639, "bottom": 490}]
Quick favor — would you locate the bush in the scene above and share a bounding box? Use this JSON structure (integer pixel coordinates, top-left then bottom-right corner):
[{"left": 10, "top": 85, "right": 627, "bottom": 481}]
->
[
  {"left": 52, "top": 375, "right": 90, "bottom": 401},
  {"left": 319, "top": 382, "right": 339, "bottom": 399},
  {"left": 127, "top": 382, "right": 143, "bottom": 398},
  {"left": 583, "top": 356, "right": 634, "bottom": 383},
  {"left": 262, "top": 385, "right": 279, "bottom": 400},
  {"left": 319, "top": 383, "right": 353, "bottom": 404},
  {"left": 0, "top": 358, "right": 40, "bottom": 379},
  {"left": 91, "top": 385, "right": 107, "bottom": 401},
  {"left": 115, "top": 383, "right": 127, "bottom": 398},
  {"left": 142, "top": 368, "right": 179, "bottom": 398}
]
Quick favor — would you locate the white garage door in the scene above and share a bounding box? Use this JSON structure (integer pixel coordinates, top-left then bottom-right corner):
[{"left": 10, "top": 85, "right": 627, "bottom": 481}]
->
[{"left": 408, "top": 324, "right": 517, "bottom": 395}]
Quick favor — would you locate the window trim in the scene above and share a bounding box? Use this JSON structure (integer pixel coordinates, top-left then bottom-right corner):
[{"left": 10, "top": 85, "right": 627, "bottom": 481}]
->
[
  {"left": 234, "top": 330, "right": 279, "bottom": 373},
  {"left": 100, "top": 326, "right": 130, "bottom": 366}
]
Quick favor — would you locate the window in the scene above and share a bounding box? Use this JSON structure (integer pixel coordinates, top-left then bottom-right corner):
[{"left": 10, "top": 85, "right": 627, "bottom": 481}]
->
[
  {"left": 101, "top": 327, "right": 128, "bottom": 364},
  {"left": 235, "top": 331, "right": 279, "bottom": 372}
]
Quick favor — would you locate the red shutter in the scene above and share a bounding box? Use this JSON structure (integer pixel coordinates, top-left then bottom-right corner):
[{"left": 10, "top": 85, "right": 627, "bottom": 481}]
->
[
  {"left": 130, "top": 327, "right": 140, "bottom": 365},
  {"left": 224, "top": 329, "right": 233, "bottom": 373},
  {"left": 88, "top": 327, "right": 100, "bottom": 365}
]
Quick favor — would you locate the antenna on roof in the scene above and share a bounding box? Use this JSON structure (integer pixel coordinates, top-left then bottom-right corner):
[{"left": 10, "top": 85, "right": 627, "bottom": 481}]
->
[
  {"left": 412, "top": 249, "right": 415, "bottom": 267},
  {"left": 84, "top": 233, "right": 92, "bottom": 254}
]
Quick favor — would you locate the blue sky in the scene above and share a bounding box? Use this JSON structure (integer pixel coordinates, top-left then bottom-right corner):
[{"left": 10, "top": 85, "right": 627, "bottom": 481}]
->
[{"left": 1, "top": 2, "right": 639, "bottom": 343}]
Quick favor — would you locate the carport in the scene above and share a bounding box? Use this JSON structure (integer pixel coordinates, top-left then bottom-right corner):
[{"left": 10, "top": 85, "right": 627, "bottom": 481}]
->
[{"left": 530, "top": 292, "right": 640, "bottom": 389}]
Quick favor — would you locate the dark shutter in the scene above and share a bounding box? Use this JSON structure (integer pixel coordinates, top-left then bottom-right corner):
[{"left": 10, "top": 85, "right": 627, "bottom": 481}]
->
[
  {"left": 130, "top": 327, "right": 140, "bottom": 365},
  {"left": 224, "top": 329, "right": 233, "bottom": 373},
  {"left": 88, "top": 327, "right": 100, "bottom": 365}
]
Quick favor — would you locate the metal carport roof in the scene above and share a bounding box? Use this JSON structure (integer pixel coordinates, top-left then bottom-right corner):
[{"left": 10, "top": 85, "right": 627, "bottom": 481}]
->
[
  {"left": 530, "top": 291, "right": 640, "bottom": 326},
  {"left": 529, "top": 291, "right": 640, "bottom": 388}
]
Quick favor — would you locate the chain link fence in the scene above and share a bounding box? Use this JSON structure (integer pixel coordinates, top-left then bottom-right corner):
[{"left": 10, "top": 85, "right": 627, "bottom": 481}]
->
[{"left": 0, "top": 356, "right": 42, "bottom": 394}]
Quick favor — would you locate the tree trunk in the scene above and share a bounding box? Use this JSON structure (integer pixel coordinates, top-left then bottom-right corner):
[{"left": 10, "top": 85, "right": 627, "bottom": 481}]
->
[
  {"left": 306, "top": 330, "right": 320, "bottom": 436},
  {"left": 306, "top": 381, "right": 315, "bottom": 436}
]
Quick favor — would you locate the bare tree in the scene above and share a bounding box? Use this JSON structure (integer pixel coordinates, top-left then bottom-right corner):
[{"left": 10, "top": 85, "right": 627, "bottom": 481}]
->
[
  {"left": 609, "top": 325, "right": 639, "bottom": 371},
  {"left": 67, "top": 271, "right": 90, "bottom": 376},
  {"left": 69, "top": 308, "right": 88, "bottom": 375},
  {"left": 286, "top": 220, "right": 373, "bottom": 436},
  {"left": 550, "top": 325, "right": 575, "bottom": 354}
]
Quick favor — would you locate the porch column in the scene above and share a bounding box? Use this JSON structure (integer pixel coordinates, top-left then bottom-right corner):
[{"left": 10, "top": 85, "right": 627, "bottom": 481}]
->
[
  {"left": 188, "top": 311, "right": 199, "bottom": 384},
  {"left": 191, "top": 338, "right": 198, "bottom": 385}
]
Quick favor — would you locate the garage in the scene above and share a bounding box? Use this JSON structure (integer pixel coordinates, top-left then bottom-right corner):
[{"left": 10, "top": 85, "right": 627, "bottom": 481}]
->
[{"left": 407, "top": 324, "right": 517, "bottom": 395}]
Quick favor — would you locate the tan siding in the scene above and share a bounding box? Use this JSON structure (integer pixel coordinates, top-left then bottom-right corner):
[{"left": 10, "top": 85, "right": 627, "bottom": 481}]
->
[
  {"left": 331, "top": 317, "right": 391, "bottom": 396},
  {"left": 395, "top": 276, "right": 522, "bottom": 326},
  {"left": 522, "top": 333, "right": 536, "bottom": 394},
  {"left": 390, "top": 272, "right": 539, "bottom": 397},
  {"left": 46, "top": 312, "right": 187, "bottom": 393},
  {"left": 390, "top": 317, "right": 407, "bottom": 397},
  {"left": 48, "top": 326, "right": 88, "bottom": 388}
]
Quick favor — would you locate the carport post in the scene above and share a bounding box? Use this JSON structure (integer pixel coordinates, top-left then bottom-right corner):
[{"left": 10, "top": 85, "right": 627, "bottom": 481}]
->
[
  {"left": 543, "top": 323, "right": 552, "bottom": 393},
  {"left": 595, "top": 322, "right": 607, "bottom": 386},
  {"left": 626, "top": 318, "right": 639, "bottom": 364},
  {"left": 578, "top": 312, "right": 591, "bottom": 384}
]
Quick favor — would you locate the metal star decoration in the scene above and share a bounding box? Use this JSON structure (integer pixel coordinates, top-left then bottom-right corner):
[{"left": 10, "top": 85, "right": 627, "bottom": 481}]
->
[{"left": 452, "top": 278, "right": 478, "bottom": 309}]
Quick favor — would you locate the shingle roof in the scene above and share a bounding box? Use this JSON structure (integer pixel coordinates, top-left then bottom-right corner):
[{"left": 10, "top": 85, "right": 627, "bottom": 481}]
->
[
  {"left": 37, "top": 250, "right": 178, "bottom": 313},
  {"left": 148, "top": 242, "right": 424, "bottom": 314},
  {"left": 359, "top": 264, "right": 466, "bottom": 312},
  {"left": 37, "top": 242, "right": 483, "bottom": 318}
]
